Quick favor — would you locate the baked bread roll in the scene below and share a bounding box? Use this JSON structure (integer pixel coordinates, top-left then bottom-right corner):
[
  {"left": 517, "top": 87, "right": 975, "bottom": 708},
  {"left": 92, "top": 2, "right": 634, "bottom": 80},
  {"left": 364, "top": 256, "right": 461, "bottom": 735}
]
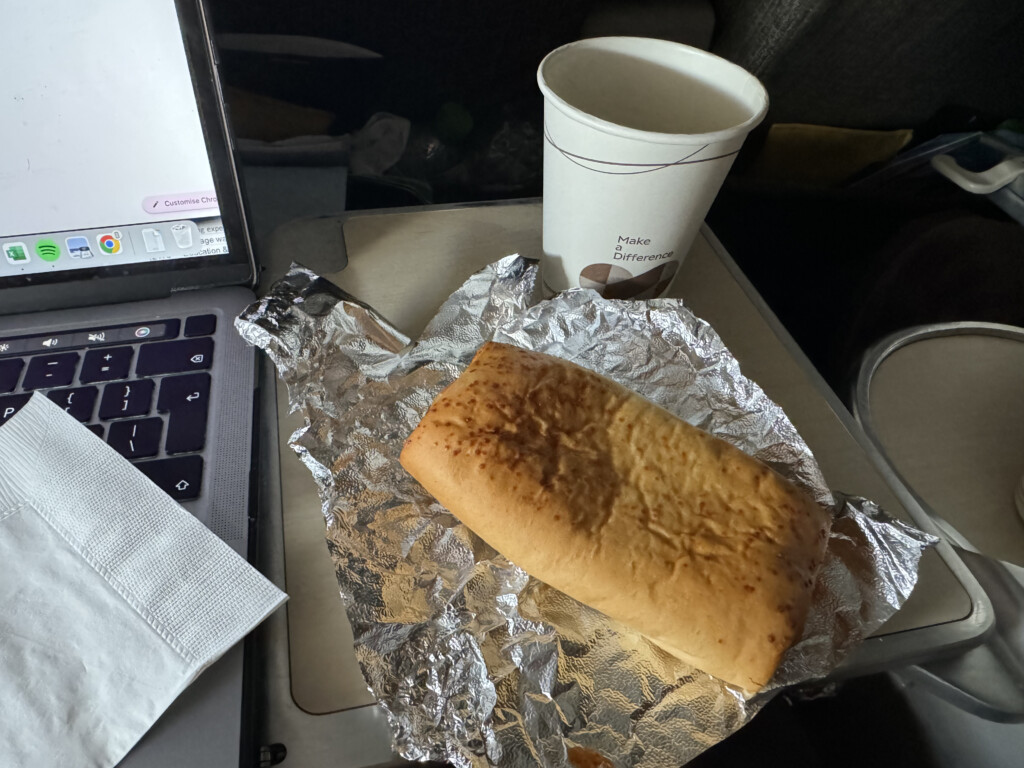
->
[{"left": 400, "top": 341, "right": 830, "bottom": 692}]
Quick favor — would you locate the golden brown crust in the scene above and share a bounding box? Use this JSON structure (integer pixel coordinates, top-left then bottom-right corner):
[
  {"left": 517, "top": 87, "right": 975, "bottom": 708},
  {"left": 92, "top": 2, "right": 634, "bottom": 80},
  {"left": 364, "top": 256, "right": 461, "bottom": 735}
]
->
[
  {"left": 567, "top": 747, "right": 615, "bottom": 768},
  {"left": 400, "top": 342, "right": 831, "bottom": 692}
]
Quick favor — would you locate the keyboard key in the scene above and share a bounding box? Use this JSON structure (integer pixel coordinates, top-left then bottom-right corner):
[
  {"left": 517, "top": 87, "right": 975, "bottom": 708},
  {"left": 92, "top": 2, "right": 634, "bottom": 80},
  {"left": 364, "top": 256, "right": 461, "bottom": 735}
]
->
[
  {"left": 99, "top": 379, "right": 155, "bottom": 420},
  {"left": 112, "top": 320, "right": 181, "bottom": 345},
  {"left": 0, "top": 394, "right": 31, "bottom": 425},
  {"left": 80, "top": 347, "right": 133, "bottom": 383},
  {"left": 165, "top": 409, "right": 208, "bottom": 454},
  {"left": 86, "top": 424, "right": 105, "bottom": 439},
  {"left": 0, "top": 359, "right": 23, "bottom": 393},
  {"left": 74, "top": 328, "right": 118, "bottom": 347},
  {"left": 23, "top": 352, "right": 80, "bottom": 390},
  {"left": 24, "top": 333, "right": 77, "bottom": 354},
  {"left": 134, "top": 455, "right": 203, "bottom": 501},
  {"left": 184, "top": 314, "right": 217, "bottom": 337},
  {"left": 158, "top": 372, "right": 210, "bottom": 454},
  {"left": 46, "top": 386, "right": 98, "bottom": 422},
  {"left": 157, "top": 372, "right": 211, "bottom": 412},
  {"left": 0, "top": 338, "right": 30, "bottom": 357},
  {"left": 136, "top": 338, "right": 213, "bottom": 376},
  {"left": 107, "top": 417, "right": 163, "bottom": 459}
]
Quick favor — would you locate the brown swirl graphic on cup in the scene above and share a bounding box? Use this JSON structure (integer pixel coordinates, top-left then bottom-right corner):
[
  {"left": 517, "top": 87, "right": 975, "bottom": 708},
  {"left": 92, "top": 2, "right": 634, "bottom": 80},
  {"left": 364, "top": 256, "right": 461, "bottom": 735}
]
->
[{"left": 579, "top": 260, "right": 678, "bottom": 299}]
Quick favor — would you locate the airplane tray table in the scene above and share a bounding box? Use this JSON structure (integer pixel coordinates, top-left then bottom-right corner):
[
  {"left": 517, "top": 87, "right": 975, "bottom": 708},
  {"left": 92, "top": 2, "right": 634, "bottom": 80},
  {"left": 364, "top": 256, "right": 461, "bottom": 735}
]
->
[{"left": 254, "top": 200, "right": 991, "bottom": 766}]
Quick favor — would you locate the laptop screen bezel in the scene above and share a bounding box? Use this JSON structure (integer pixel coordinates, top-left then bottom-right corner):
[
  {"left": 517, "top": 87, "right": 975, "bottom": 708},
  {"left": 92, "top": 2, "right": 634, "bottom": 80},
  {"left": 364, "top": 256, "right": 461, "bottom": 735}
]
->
[{"left": 0, "top": 0, "right": 256, "bottom": 316}]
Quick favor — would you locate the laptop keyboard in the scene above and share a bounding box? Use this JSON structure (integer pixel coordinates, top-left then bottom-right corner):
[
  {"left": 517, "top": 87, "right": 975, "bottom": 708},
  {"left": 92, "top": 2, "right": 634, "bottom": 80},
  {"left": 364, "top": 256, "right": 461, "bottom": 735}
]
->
[{"left": 0, "top": 314, "right": 217, "bottom": 502}]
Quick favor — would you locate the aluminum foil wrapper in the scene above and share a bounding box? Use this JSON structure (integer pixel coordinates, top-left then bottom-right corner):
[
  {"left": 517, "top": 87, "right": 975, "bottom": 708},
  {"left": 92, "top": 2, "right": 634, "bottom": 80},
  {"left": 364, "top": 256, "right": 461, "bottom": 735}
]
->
[{"left": 236, "top": 257, "right": 936, "bottom": 768}]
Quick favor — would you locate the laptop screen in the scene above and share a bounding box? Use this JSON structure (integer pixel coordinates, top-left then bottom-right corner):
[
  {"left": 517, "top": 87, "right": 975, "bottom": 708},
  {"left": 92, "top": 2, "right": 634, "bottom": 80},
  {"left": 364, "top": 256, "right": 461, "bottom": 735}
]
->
[{"left": 0, "top": 0, "right": 252, "bottom": 298}]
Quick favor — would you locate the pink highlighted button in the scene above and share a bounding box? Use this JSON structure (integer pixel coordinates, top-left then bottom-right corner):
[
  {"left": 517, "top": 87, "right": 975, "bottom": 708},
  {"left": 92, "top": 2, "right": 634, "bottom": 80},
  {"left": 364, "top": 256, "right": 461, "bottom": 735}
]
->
[{"left": 142, "top": 191, "right": 219, "bottom": 214}]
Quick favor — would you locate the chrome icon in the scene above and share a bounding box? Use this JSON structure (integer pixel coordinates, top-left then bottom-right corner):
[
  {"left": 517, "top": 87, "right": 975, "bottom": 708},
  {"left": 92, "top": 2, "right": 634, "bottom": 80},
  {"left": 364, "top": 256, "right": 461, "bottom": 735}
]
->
[{"left": 96, "top": 232, "right": 123, "bottom": 255}]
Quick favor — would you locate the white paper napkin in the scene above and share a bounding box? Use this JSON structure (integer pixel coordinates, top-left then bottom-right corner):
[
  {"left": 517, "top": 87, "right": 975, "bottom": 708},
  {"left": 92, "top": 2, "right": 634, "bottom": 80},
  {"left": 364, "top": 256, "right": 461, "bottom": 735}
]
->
[{"left": 0, "top": 394, "right": 287, "bottom": 767}]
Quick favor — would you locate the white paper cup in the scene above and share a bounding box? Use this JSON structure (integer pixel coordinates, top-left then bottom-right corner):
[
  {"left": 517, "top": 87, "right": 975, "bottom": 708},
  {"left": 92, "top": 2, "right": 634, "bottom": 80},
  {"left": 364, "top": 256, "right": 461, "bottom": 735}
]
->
[{"left": 538, "top": 37, "right": 768, "bottom": 298}]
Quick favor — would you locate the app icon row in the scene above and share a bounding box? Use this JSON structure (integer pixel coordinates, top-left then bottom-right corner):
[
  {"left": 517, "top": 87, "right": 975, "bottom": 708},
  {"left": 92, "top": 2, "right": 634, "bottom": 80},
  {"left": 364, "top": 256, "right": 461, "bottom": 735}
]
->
[{"left": 3, "top": 224, "right": 195, "bottom": 265}]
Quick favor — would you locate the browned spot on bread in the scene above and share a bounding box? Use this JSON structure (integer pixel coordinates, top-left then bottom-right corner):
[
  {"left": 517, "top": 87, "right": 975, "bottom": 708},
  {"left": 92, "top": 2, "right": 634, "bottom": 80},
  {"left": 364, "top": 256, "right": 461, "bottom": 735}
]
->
[{"left": 568, "top": 747, "right": 615, "bottom": 768}]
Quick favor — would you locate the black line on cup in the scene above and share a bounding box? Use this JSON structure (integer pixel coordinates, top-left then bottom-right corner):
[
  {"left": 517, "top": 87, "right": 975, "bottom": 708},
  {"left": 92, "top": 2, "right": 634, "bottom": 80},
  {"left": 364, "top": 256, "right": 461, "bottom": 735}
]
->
[{"left": 544, "top": 127, "right": 739, "bottom": 175}]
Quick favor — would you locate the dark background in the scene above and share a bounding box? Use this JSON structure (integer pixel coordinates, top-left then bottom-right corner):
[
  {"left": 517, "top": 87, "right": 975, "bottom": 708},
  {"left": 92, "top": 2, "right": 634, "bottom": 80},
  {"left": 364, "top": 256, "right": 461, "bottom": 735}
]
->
[{"left": 206, "top": 0, "right": 1024, "bottom": 133}]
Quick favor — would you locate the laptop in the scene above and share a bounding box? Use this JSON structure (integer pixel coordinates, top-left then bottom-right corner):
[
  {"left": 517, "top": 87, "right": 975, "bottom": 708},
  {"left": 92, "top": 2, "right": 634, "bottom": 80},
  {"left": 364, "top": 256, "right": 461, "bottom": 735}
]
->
[{"left": 1, "top": 1, "right": 262, "bottom": 765}]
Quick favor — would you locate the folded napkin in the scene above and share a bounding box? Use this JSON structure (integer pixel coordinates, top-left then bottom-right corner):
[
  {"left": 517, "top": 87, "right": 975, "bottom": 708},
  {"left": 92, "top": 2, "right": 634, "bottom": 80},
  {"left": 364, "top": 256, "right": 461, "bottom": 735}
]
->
[{"left": 0, "top": 394, "right": 286, "bottom": 767}]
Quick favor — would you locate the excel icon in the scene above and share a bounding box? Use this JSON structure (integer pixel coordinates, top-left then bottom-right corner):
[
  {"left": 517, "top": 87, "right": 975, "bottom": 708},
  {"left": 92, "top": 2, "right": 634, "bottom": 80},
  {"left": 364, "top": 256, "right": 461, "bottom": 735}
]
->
[{"left": 3, "top": 242, "right": 31, "bottom": 264}]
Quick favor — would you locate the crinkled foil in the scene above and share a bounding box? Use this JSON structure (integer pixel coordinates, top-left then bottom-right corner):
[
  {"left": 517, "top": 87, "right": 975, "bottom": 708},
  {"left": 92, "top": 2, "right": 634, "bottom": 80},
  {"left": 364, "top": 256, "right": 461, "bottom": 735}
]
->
[{"left": 236, "top": 257, "right": 936, "bottom": 768}]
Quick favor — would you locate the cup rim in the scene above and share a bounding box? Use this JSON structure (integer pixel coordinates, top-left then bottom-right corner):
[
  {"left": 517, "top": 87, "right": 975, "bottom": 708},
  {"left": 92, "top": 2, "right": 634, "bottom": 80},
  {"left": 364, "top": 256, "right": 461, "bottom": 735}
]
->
[{"left": 537, "top": 36, "right": 769, "bottom": 146}]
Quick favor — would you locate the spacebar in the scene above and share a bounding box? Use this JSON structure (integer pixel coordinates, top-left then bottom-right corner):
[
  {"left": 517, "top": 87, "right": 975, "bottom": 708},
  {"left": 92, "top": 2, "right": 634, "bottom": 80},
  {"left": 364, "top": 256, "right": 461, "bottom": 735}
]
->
[{"left": 134, "top": 455, "right": 203, "bottom": 501}]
